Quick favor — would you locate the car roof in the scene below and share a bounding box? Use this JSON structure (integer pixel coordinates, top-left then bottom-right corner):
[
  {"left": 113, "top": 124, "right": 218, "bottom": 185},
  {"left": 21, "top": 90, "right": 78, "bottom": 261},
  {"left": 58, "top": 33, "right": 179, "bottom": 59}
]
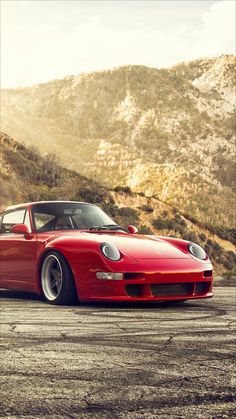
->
[{"left": 4, "top": 201, "right": 92, "bottom": 212}]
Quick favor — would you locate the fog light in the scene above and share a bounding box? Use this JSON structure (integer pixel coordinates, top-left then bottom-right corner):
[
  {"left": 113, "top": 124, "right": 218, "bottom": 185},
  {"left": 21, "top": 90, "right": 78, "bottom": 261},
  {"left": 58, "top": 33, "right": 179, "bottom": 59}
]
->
[{"left": 96, "top": 272, "right": 123, "bottom": 280}]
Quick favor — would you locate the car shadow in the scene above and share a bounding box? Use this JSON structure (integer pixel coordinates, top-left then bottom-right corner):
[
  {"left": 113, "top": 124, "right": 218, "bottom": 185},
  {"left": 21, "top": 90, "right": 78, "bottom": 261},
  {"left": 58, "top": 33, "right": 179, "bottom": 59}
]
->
[
  {"left": 83, "top": 300, "right": 191, "bottom": 310},
  {"left": 0, "top": 289, "right": 43, "bottom": 301},
  {"left": 0, "top": 288, "right": 198, "bottom": 309}
]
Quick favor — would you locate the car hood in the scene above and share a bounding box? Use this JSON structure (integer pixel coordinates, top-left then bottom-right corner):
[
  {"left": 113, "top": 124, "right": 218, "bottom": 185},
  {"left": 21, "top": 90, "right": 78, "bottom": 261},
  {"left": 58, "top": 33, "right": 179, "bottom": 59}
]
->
[
  {"left": 50, "top": 231, "right": 190, "bottom": 259},
  {"left": 95, "top": 234, "right": 190, "bottom": 259}
]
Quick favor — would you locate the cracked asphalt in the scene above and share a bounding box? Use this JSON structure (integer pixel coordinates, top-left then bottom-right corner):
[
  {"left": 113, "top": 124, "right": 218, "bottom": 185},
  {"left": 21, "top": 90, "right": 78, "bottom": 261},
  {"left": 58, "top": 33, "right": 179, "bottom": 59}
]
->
[{"left": 0, "top": 282, "right": 235, "bottom": 418}]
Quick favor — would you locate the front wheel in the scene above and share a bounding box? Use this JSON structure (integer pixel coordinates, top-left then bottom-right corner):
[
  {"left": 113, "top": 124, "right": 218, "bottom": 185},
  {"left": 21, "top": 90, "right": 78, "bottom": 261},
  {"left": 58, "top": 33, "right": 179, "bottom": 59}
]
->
[{"left": 40, "top": 251, "right": 77, "bottom": 305}]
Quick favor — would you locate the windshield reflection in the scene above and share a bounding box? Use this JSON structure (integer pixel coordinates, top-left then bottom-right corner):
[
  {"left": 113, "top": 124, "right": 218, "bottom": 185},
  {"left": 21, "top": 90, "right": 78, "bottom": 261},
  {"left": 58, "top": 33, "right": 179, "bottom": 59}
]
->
[{"left": 32, "top": 202, "right": 117, "bottom": 232}]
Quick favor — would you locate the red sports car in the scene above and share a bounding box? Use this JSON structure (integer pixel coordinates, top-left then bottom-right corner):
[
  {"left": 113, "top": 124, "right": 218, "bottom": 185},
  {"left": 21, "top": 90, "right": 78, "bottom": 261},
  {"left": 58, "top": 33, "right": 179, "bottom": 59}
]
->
[{"left": 0, "top": 201, "right": 213, "bottom": 305}]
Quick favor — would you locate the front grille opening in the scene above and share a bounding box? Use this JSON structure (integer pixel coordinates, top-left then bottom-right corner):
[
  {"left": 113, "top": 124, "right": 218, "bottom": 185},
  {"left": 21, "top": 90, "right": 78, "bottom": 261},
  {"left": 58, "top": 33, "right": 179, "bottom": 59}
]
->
[
  {"left": 203, "top": 270, "right": 213, "bottom": 278},
  {"left": 125, "top": 284, "right": 142, "bottom": 297},
  {"left": 151, "top": 283, "right": 193, "bottom": 297},
  {"left": 195, "top": 282, "right": 210, "bottom": 295},
  {"left": 124, "top": 273, "right": 144, "bottom": 280}
]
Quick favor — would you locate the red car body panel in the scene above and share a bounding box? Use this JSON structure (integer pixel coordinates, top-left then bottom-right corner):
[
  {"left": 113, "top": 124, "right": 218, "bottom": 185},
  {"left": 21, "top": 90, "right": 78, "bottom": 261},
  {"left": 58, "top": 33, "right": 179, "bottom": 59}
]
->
[
  {"left": 0, "top": 234, "right": 38, "bottom": 288},
  {"left": 0, "top": 201, "right": 213, "bottom": 302}
]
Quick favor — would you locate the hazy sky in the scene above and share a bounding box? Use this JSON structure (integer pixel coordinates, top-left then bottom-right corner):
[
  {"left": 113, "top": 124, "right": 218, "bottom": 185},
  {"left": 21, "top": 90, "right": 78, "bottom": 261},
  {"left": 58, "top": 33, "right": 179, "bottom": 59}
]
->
[{"left": 1, "top": 0, "right": 235, "bottom": 88}]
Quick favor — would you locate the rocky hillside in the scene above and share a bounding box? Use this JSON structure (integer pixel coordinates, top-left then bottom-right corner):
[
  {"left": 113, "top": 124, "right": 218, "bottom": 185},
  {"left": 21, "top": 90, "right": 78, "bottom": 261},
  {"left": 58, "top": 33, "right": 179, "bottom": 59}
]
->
[
  {"left": 1, "top": 55, "right": 235, "bottom": 231},
  {"left": 0, "top": 132, "right": 235, "bottom": 275}
]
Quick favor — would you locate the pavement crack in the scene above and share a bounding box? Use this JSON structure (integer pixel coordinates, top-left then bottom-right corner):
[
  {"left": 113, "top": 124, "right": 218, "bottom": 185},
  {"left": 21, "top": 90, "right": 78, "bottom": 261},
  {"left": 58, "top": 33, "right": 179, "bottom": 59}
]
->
[
  {"left": 9, "top": 323, "right": 17, "bottom": 333},
  {"left": 15, "top": 348, "right": 27, "bottom": 358},
  {"left": 163, "top": 334, "right": 175, "bottom": 348},
  {"left": 227, "top": 320, "right": 235, "bottom": 329},
  {"left": 115, "top": 323, "right": 127, "bottom": 333}
]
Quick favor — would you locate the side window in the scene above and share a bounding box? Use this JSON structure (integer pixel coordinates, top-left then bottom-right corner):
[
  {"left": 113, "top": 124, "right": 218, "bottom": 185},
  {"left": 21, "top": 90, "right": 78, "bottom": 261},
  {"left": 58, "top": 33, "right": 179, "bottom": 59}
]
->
[
  {"left": 1, "top": 209, "right": 26, "bottom": 234},
  {"left": 34, "top": 212, "right": 55, "bottom": 232}
]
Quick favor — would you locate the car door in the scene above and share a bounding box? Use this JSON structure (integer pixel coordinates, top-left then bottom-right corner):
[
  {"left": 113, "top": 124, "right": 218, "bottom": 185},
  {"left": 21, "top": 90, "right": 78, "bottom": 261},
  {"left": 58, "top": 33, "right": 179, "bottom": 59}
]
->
[{"left": 0, "top": 208, "right": 38, "bottom": 290}]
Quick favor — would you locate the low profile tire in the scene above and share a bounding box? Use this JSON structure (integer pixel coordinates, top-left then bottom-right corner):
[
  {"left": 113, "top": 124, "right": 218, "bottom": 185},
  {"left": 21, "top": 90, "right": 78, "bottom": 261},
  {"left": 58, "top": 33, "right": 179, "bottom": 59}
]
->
[{"left": 40, "top": 251, "right": 77, "bottom": 305}]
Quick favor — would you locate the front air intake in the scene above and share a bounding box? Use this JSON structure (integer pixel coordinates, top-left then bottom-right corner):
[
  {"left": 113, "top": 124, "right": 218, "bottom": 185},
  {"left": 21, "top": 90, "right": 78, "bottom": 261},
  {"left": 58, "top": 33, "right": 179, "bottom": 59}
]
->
[
  {"left": 203, "top": 270, "right": 213, "bottom": 278},
  {"left": 195, "top": 282, "right": 211, "bottom": 295},
  {"left": 125, "top": 285, "right": 142, "bottom": 297}
]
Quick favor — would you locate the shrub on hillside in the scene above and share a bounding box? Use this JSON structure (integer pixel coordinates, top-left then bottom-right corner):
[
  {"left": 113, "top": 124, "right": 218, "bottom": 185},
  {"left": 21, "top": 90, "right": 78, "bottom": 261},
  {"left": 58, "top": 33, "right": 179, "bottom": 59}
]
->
[
  {"left": 152, "top": 215, "right": 187, "bottom": 235},
  {"left": 114, "top": 185, "right": 133, "bottom": 195},
  {"left": 224, "top": 251, "right": 236, "bottom": 271},
  {"left": 199, "top": 233, "right": 206, "bottom": 242},
  {"left": 117, "top": 207, "right": 138, "bottom": 218},
  {"left": 139, "top": 205, "right": 154, "bottom": 213},
  {"left": 152, "top": 218, "right": 170, "bottom": 230},
  {"left": 110, "top": 206, "right": 139, "bottom": 229},
  {"left": 3, "top": 147, "right": 65, "bottom": 188},
  {"left": 138, "top": 225, "right": 153, "bottom": 234}
]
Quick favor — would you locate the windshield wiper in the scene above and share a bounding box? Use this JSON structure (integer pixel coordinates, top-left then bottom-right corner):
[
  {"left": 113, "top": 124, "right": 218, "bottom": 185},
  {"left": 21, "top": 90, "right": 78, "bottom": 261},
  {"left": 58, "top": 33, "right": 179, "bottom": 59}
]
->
[
  {"left": 90, "top": 224, "right": 125, "bottom": 231},
  {"left": 101, "top": 224, "right": 125, "bottom": 231}
]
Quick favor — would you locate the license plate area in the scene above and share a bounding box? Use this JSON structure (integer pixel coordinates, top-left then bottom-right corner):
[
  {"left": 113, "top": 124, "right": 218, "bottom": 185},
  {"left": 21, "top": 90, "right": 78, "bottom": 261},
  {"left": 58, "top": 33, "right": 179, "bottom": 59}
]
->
[{"left": 151, "top": 283, "right": 194, "bottom": 297}]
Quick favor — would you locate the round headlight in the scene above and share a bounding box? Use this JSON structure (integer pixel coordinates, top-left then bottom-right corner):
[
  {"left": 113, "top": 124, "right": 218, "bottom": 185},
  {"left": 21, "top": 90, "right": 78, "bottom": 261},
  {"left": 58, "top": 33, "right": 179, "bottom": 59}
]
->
[
  {"left": 188, "top": 243, "right": 207, "bottom": 260},
  {"left": 101, "top": 242, "right": 121, "bottom": 261}
]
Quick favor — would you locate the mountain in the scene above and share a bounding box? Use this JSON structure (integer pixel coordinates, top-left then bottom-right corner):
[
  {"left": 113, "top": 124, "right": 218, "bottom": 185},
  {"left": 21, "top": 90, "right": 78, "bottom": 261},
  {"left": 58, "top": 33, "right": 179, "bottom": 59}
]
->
[
  {"left": 0, "top": 132, "right": 235, "bottom": 275},
  {"left": 1, "top": 55, "right": 235, "bottom": 231}
]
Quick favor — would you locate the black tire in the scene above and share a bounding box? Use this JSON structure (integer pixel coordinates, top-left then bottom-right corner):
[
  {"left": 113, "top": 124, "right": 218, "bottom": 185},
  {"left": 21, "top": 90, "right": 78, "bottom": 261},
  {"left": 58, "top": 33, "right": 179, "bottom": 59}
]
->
[{"left": 40, "top": 251, "right": 77, "bottom": 305}]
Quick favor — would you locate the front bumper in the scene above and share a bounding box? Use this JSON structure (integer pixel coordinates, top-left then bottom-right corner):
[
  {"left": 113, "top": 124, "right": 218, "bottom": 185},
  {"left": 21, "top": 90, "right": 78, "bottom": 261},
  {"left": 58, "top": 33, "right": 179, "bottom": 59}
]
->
[{"left": 71, "top": 260, "right": 213, "bottom": 302}]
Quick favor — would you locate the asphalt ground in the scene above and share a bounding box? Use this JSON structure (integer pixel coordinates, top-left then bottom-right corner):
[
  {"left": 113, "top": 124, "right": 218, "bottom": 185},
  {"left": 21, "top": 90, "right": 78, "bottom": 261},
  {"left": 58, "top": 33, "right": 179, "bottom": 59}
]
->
[{"left": 0, "top": 282, "right": 235, "bottom": 418}]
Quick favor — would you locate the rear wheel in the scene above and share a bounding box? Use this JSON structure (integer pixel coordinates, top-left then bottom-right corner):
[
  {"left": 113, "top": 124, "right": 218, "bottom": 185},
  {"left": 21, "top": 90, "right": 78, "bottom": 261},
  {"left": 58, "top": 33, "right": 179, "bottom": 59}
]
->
[{"left": 40, "top": 251, "right": 77, "bottom": 305}]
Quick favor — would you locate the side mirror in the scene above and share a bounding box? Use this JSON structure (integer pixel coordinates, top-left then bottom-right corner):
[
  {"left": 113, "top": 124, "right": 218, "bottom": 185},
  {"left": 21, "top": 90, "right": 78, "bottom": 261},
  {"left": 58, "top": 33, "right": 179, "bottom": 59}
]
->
[
  {"left": 11, "top": 224, "right": 30, "bottom": 235},
  {"left": 128, "top": 225, "right": 138, "bottom": 234}
]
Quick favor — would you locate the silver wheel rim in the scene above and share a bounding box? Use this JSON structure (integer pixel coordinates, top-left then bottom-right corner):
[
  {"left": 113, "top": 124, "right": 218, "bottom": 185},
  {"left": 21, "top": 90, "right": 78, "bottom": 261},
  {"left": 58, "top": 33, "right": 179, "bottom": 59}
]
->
[{"left": 41, "top": 254, "right": 63, "bottom": 301}]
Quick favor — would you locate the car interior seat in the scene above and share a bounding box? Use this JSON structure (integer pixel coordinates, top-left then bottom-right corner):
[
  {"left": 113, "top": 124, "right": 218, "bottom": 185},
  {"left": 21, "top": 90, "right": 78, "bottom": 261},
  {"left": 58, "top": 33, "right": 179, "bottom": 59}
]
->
[{"left": 54, "top": 215, "right": 74, "bottom": 230}]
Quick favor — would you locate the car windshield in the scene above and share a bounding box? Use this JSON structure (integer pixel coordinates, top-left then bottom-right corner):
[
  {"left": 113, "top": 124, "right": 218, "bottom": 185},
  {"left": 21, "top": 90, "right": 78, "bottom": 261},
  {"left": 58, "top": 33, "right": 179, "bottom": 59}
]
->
[{"left": 32, "top": 202, "right": 117, "bottom": 232}]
